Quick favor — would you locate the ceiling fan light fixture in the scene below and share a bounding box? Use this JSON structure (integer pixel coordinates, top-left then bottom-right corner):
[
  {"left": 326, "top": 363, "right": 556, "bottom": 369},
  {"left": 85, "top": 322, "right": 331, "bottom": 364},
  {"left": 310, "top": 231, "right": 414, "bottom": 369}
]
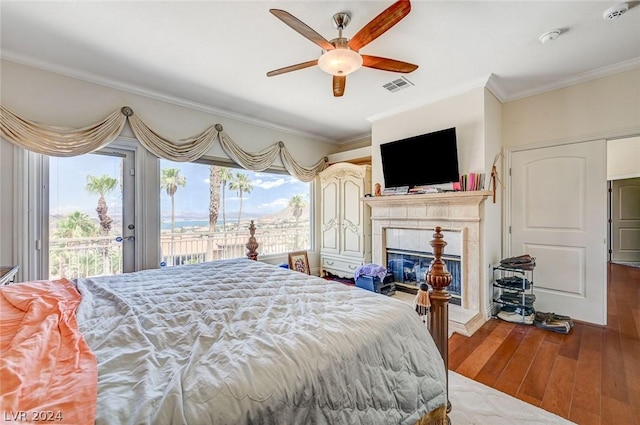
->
[{"left": 317, "top": 48, "right": 363, "bottom": 76}]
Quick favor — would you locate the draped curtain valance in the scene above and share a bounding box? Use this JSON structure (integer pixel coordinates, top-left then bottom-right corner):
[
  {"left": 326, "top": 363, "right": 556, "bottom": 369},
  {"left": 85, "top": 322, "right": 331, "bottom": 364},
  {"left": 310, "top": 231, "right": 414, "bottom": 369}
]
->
[{"left": 0, "top": 105, "right": 327, "bottom": 182}]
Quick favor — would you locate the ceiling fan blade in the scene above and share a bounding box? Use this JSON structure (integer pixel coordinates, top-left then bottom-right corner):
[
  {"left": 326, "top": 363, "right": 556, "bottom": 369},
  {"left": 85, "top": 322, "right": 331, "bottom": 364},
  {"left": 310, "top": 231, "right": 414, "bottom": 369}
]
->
[
  {"left": 348, "top": 0, "right": 411, "bottom": 52},
  {"left": 361, "top": 55, "right": 418, "bottom": 73},
  {"left": 270, "top": 9, "right": 335, "bottom": 51},
  {"left": 333, "top": 75, "right": 346, "bottom": 97},
  {"left": 266, "top": 59, "right": 319, "bottom": 77}
]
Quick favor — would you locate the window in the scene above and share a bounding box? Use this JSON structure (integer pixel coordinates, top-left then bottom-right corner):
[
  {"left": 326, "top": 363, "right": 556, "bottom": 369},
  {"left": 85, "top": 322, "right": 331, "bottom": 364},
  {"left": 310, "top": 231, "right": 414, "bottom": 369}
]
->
[
  {"left": 159, "top": 159, "right": 311, "bottom": 266},
  {"left": 16, "top": 141, "right": 313, "bottom": 282}
]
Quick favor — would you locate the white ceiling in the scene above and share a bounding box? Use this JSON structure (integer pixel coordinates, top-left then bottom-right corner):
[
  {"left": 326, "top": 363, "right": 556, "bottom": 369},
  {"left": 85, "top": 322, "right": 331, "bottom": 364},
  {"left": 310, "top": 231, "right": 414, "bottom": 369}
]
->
[{"left": 1, "top": 1, "right": 639, "bottom": 144}]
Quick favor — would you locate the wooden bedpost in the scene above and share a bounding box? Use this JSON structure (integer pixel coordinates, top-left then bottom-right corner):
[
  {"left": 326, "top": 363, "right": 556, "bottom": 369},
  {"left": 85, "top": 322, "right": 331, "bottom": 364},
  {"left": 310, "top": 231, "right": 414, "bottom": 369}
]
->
[
  {"left": 426, "top": 226, "right": 452, "bottom": 416},
  {"left": 246, "top": 220, "right": 259, "bottom": 261}
]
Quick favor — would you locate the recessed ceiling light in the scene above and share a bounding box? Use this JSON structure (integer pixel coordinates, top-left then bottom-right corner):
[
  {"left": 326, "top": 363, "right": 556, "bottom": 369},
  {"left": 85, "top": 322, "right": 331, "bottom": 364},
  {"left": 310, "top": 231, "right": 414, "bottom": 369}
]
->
[
  {"left": 603, "top": 3, "right": 628, "bottom": 20},
  {"left": 539, "top": 29, "right": 562, "bottom": 44}
]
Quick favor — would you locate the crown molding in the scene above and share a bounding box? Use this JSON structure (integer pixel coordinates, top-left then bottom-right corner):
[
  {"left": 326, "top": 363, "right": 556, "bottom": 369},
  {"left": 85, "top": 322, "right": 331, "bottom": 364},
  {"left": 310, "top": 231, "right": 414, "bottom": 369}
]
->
[
  {"left": 484, "top": 73, "right": 509, "bottom": 103},
  {"left": 502, "top": 57, "right": 640, "bottom": 102},
  {"left": 335, "top": 133, "right": 372, "bottom": 147},
  {"left": 0, "top": 52, "right": 338, "bottom": 145}
]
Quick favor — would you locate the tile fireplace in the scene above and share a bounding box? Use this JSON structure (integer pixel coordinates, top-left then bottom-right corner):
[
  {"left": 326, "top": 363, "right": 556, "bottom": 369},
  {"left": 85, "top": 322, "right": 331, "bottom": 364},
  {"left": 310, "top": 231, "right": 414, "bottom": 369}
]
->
[
  {"left": 385, "top": 228, "right": 462, "bottom": 306},
  {"left": 362, "top": 191, "right": 491, "bottom": 336}
]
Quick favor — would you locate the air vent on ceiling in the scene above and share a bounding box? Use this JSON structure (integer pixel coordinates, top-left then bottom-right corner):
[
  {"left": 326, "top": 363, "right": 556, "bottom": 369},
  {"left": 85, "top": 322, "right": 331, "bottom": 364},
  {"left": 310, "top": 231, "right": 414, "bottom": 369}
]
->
[{"left": 383, "top": 76, "right": 414, "bottom": 93}]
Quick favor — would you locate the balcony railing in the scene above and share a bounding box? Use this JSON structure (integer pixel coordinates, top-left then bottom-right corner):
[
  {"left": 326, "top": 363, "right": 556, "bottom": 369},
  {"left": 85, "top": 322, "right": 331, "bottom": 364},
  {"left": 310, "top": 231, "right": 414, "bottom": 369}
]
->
[
  {"left": 161, "top": 225, "right": 309, "bottom": 266},
  {"left": 49, "top": 235, "right": 123, "bottom": 280},
  {"left": 49, "top": 224, "right": 310, "bottom": 279}
]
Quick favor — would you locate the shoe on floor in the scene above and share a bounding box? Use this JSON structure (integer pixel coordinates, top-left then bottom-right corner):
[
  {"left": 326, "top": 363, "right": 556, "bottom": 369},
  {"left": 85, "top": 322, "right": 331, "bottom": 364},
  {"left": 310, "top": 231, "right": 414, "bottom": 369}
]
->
[
  {"left": 534, "top": 311, "right": 573, "bottom": 334},
  {"left": 535, "top": 311, "right": 574, "bottom": 327},
  {"left": 498, "top": 310, "right": 534, "bottom": 325}
]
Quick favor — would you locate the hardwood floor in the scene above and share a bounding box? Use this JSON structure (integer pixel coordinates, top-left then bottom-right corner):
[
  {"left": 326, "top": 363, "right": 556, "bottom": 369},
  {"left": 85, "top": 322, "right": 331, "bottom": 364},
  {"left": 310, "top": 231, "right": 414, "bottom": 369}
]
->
[{"left": 448, "top": 263, "right": 640, "bottom": 425}]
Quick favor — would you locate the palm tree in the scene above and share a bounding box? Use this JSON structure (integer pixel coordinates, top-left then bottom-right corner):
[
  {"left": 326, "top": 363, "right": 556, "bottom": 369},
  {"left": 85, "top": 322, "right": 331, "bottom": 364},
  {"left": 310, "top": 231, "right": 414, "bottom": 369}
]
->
[
  {"left": 85, "top": 175, "right": 118, "bottom": 235},
  {"left": 289, "top": 195, "right": 307, "bottom": 223},
  {"left": 52, "top": 211, "right": 100, "bottom": 279},
  {"left": 207, "top": 165, "right": 222, "bottom": 261},
  {"left": 219, "top": 167, "right": 233, "bottom": 256},
  {"left": 289, "top": 195, "right": 307, "bottom": 250},
  {"left": 160, "top": 168, "right": 187, "bottom": 235},
  {"left": 54, "top": 211, "right": 99, "bottom": 238},
  {"left": 85, "top": 174, "right": 118, "bottom": 276},
  {"left": 289, "top": 194, "right": 307, "bottom": 249},
  {"left": 229, "top": 172, "right": 253, "bottom": 252}
]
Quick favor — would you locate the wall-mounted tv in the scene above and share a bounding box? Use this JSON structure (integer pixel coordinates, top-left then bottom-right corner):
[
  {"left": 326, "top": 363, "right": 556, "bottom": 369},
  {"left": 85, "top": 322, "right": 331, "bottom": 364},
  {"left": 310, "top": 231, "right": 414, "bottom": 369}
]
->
[{"left": 380, "top": 127, "right": 460, "bottom": 189}]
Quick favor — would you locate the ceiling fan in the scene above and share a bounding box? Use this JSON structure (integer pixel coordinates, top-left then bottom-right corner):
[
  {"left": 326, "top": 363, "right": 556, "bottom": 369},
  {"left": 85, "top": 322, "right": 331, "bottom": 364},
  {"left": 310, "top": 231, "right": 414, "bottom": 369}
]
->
[{"left": 266, "top": 0, "right": 418, "bottom": 97}]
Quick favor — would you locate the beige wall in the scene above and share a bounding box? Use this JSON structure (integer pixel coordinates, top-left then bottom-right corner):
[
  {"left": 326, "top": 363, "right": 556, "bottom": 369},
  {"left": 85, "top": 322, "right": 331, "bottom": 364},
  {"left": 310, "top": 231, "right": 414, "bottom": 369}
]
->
[
  {"left": 371, "top": 86, "right": 487, "bottom": 191},
  {"left": 3, "top": 58, "right": 639, "bottom": 278},
  {"left": 607, "top": 136, "right": 640, "bottom": 180},
  {"left": 482, "top": 89, "right": 503, "bottom": 310},
  {"left": 0, "top": 60, "right": 336, "bottom": 166},
  {"left": 0, "top": 141, "right": 14, "bottom": 265},
  {"left": 370, "top": 85, "right": 502, "bottom": 318},
  {"left": 0, "top": 60, "right": 338, "bottom": 274},
  {"left": 503, "top": 68, "right": 640, "bottom": 147}
]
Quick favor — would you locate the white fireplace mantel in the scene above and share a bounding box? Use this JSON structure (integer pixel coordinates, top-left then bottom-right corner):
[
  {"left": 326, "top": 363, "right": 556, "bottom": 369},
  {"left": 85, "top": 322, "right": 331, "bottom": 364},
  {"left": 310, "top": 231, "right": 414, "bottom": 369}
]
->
[{"left": 362, "top": 191, "right": 491, "bottom": 336}]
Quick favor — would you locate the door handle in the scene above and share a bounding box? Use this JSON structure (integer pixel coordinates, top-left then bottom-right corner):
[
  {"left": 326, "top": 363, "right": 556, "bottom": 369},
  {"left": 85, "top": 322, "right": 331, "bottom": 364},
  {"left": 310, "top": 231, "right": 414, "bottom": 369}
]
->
[{"left": 115, "top": 236, "right": 135, "bottom": 242}]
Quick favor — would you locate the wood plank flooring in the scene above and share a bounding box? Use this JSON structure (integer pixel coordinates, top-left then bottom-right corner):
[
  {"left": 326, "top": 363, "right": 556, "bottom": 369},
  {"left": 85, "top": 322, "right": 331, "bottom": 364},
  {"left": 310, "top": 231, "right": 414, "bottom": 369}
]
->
[{"left": 448, "top": 263, "right": 640, "bottom": 425}]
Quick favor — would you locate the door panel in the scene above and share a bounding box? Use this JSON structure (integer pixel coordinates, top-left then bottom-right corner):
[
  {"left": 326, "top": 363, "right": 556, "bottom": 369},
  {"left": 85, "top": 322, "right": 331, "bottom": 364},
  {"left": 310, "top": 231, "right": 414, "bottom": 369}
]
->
[
  {"left": 342, "top": 176, "right": 364, "bottom": 255},
  {"left": 48, "top": 149, "right": 135, "bottom": 279},
  {"left": 612, "top": 178, "right": 640, "bottom": 262},
  {"left": 510, "top": 140, "right": 607, "bottom": 325},
  {"left": 320, "top": 177, "right": 340, "bottom": 254}
]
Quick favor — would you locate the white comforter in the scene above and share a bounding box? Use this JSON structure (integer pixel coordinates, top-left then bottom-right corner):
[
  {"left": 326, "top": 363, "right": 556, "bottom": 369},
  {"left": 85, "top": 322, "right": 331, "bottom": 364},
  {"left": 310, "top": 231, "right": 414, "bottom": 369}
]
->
[{"left": 76, "top": 259, "right": 446, "bottom": 425}]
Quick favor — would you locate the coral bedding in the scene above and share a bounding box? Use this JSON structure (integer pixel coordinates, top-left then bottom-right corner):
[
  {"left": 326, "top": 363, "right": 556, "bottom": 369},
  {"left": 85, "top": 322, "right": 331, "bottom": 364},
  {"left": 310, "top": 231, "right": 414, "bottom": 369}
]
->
[{"left": 0, "top": 279, "right": 97, "bottom": 425}]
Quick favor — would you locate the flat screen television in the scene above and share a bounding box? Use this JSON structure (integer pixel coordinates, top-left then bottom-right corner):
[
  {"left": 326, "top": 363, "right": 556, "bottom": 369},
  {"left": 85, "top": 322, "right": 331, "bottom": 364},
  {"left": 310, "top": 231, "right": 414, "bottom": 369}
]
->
[{"left": 380, "top": 127, "right": 460, "bottom": 189}]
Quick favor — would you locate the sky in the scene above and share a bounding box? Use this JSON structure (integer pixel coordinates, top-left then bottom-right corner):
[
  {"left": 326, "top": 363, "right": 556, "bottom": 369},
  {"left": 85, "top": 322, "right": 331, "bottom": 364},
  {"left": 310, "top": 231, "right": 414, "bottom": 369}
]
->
[{"left": 49, "top": 154, "right": 310, "bottom": 226}]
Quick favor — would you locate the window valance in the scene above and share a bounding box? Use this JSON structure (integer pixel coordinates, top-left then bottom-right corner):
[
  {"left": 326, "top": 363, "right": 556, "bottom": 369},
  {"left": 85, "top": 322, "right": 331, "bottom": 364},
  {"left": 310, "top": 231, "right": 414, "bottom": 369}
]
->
[{"left": 0, "top": 105, "right": 327, "bottom": 182}]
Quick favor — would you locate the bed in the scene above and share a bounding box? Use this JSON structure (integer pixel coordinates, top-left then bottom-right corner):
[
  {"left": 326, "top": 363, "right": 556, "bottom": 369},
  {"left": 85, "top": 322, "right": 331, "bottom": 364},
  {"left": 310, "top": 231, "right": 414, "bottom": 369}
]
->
[{"left": 1, "top": 258, "right": 448, "bottom": 424}]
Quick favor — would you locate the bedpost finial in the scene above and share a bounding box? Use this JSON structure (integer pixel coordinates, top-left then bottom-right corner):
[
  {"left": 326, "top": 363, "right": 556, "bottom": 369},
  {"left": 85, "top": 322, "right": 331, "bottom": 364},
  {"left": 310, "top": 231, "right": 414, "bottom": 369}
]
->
[
  {"left": 246, "top": 220, "right": 259, "bottom": 261},
  {"left": 427, "top": 227, "right": 451, "bottom": 291}
]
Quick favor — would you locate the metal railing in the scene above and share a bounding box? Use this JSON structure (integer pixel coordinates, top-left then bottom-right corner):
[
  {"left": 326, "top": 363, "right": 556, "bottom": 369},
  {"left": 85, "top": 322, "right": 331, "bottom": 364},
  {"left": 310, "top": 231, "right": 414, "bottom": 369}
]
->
[
  {"left": 160, "top": 225, "right": 309, "bottom": 266},
  {"left": 49, "top": 224, "right": 310, "bottom": 279},
  {"left": 49, "top": 236, "right": 123, "bottom": 280}
]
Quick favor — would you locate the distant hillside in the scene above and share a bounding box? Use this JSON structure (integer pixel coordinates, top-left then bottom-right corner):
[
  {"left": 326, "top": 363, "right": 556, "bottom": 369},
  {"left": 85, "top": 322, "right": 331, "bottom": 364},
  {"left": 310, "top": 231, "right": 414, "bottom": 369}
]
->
[{"left": 259, "top": 205, "right": 310, "bottom": 224}]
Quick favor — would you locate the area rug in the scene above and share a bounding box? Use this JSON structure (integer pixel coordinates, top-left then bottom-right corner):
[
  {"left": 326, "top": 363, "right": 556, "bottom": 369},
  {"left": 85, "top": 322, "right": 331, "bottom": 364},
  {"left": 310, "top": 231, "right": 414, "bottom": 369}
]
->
[
  {"left": 611, "top": 261, "right": 640, "bottom": 268},
  {"left": 448, "top": 371, "right": 576, "bottom": 424}
]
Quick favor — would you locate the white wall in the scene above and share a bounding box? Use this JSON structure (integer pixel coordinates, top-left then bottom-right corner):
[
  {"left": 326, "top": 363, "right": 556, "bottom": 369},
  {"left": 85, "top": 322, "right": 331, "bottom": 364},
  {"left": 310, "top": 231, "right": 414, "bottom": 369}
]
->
[{"left": 0, "top": 60, "right": 338, "bottom": 276}]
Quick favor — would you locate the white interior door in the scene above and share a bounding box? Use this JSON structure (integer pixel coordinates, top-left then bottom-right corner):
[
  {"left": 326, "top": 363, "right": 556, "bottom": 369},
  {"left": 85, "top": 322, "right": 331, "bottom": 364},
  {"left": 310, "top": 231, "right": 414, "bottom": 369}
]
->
[
  {"left": 509, "top": 140, "right": 607, "bottom": 325},
  {"left": 611, "top": 177, "right": 640, "bottom": 262}
]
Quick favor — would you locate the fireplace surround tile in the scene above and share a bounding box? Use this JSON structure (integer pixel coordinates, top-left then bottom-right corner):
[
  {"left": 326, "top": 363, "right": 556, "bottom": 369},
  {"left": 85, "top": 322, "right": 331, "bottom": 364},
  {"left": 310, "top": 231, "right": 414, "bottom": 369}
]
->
[{"left": 363, "top": 191, "right": 491, "bottom": 336}]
